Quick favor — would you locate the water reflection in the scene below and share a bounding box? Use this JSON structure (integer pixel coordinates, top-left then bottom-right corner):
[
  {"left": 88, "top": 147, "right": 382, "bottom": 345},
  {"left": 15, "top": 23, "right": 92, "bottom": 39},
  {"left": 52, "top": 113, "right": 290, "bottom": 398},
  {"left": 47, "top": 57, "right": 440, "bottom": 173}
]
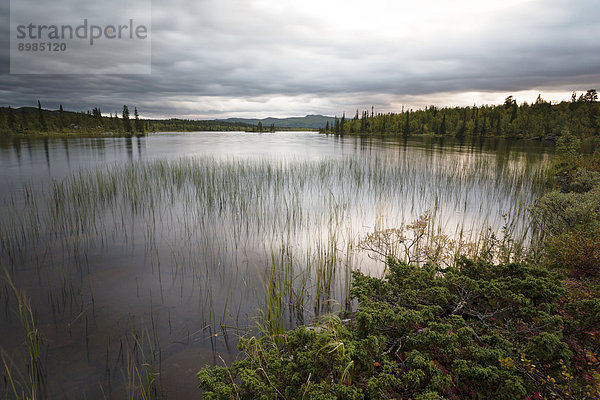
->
[
  {"left": 43, "top": 137, "right": 50, "bottom": 171},
  {"left": 62, "top": 137, "right": 71, "bottom": 167}
]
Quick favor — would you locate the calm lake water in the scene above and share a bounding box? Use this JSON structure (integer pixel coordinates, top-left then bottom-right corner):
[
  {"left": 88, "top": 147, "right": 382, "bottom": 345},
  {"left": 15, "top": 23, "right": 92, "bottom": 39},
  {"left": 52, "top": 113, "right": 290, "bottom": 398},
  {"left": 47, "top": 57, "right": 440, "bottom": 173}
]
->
[{"left": 0, "top": 132, "right": 553, "bottom": 399}]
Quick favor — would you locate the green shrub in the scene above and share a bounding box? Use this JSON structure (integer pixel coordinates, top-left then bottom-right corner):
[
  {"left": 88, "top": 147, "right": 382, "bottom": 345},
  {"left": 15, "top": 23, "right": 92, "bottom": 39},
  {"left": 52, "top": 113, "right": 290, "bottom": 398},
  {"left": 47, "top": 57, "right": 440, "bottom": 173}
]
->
[
  {"left": 531, "top": 134, "right": 600, "bottom": 277},
  {"left": 199, "top": 259, "right": 599, "bottom": 399}
]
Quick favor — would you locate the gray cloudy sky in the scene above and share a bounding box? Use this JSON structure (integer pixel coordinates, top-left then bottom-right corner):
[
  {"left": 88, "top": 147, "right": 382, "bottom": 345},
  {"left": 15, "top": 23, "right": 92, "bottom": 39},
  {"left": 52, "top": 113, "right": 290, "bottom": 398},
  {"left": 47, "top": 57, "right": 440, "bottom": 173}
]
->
[{"left": 1, "top": 0, "right": 599, "bottom": 118}]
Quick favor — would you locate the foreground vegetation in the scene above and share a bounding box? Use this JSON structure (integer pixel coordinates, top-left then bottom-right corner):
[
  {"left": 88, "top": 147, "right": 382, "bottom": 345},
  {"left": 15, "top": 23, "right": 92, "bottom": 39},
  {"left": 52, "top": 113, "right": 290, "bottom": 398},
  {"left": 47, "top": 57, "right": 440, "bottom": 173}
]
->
[
  {"left": 199, "top": 259, "right": 599, "bottom": 399},
  {"left": 198, "top": 134, "right": 600, "bottom": 399}
]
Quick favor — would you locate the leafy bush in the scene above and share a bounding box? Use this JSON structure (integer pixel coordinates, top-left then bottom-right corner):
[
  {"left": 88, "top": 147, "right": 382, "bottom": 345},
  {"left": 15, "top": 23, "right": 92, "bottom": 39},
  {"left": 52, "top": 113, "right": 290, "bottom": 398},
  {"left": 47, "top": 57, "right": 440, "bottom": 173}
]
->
[
  {"left": 198, "top": 259, "right": 599, "bottom": 399},
  {"left": 531, "top": 132, "right": 600, "bottom": 277},
  {"left": 531, "top": 190, "right": 600, "bottom": 236}
]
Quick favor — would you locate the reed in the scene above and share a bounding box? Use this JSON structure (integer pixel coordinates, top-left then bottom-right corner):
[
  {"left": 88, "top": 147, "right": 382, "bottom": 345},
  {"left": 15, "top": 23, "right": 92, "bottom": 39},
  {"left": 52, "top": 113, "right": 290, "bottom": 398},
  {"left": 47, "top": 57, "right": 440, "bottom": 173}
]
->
[
  {"left": 123, "top": 328, "right": 159, "bottom": 400},
  {"left": 1, "top": 269, "right": 46, "bottom": 400}
]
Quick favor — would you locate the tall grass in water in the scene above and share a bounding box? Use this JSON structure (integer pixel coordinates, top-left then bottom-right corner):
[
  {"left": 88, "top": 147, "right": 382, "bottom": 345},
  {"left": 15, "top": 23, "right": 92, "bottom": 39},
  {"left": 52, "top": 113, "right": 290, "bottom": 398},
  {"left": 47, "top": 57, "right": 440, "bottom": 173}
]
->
[
  {"left": 1, "top": 269, "right": 46, "bottom": 400},
  {"left": 258, "top": 254, "right": 287, "bottom": 349},
  {"left": 123, "top": 328, "right": 159, "bottom": 400}
]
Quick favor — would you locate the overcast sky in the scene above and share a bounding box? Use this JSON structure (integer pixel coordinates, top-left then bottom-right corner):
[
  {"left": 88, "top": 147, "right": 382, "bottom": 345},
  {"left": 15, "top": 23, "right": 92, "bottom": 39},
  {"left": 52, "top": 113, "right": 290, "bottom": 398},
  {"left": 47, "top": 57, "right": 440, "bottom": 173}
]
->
[{"left": 1, "top": 0, "right": 599, "bottom": 118}]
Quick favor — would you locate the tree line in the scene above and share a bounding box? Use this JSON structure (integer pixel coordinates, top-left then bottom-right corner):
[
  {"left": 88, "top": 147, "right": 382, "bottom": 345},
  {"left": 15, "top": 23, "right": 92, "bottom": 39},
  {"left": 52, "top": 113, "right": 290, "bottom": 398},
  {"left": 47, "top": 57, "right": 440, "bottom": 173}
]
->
[
  {"left": 323, "top": 89, "right": 599, "bottom": 139},
  {"left": 0, "top": 102, "right": 254, "bottom": 136}
]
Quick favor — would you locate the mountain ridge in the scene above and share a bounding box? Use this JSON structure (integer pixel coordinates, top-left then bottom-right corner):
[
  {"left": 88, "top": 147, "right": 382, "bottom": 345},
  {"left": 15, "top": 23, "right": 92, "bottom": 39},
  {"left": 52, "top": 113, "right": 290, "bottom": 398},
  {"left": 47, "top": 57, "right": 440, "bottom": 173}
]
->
[{"left": 218, "top": 114, "right": 335, "bottom": 129}]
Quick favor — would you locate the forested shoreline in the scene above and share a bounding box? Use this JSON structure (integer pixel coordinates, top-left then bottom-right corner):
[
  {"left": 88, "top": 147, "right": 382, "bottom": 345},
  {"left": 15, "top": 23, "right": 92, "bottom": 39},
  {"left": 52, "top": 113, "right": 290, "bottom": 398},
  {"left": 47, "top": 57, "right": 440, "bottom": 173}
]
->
[
  {"left": 0, "top": 103, "right": 254, "bottom": 137},
  {"left": 323, "top": 90, "right": 599, "bottom": 139}
]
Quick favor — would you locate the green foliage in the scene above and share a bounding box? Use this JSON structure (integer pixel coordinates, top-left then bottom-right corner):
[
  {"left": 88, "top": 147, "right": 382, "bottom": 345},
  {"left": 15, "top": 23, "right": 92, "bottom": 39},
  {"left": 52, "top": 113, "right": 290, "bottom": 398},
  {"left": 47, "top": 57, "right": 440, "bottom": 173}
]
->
[
  {"left": 134, "top": 107, "right": 144, "bottom": 134},
  {"left": 122, "top": 105, "right": 132, "bottom": 134},
  {"left": 556, "top": 131, "right": 582, "bottom": 162},
  {"left": 143, "top": 117, "right": 252, "bottom": 132},
  {"left": 324, "top": 92, "right": 599, "bottom": 138},
  {"left": 198, "top": 315, "right": 366, "bottom": 399},
  {"left": 199, "top": 259, "right": 598, "bottom": 399},
  {"left": 532, "top": 133, "right": 600, "bottom": 277}
]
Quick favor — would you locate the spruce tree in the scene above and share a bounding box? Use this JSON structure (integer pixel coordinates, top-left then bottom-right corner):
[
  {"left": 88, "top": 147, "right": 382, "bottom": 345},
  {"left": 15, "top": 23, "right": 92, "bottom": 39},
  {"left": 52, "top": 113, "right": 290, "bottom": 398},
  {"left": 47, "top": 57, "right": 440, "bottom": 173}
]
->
[
  {"left": 583, "top": 89, "right": 598, "bottom": 102},
  {"left": 510, "top": 103, "right": 518, "bottom": 123},
  {"left": 403, "top": 111, "right": 410, "bottom": 136},
  {"left": 37, "top": 100, "right": 47, "bottom": 131},
  {"left": 457, "top": 110, "right": 467, "bottom": 137},
  {"left": 481, "top": 114, "right": 487, "bottom": 135},
  {"left": 7, "top": 107, "right": 17, "bottom": 133},
  {"left": 360, "top": 111, "right": 366, "bottom": 132},
  {"left": 59, "top": 104, "right": 64, "bottom": 131},
  {"left": 122, "top": 105, "right": 132, "bottom": 134},
  {"left": 439, "top": 114, "right": 446, "bottom": 135},
  {"left": 495, "top": 115, "right": 501, "bottom": 135},
  {"left": 134, "top": 107, "right": 144, "bottom": 133}
]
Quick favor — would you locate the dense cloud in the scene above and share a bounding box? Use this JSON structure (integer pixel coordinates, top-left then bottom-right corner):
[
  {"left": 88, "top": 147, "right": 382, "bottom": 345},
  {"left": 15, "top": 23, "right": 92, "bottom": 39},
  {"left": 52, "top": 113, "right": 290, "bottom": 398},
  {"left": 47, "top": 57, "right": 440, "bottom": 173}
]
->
[{"left": 1, "top": 0, "right": 599, "bottom": 118}]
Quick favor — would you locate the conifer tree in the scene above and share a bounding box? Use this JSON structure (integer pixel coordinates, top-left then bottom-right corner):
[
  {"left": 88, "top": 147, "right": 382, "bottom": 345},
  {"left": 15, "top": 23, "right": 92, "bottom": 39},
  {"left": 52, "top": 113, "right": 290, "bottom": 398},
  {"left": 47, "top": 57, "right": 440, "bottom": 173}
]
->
[
  {"left": 122, "top": 105, "right": 132, "bottom": 134},
  {"left": 360, "top": 111, "right": 367, "bottom": 132},
  {"left": 59, "top": 104, "right": 64, "bottom": 131},
  {"left": 7, "top": 107, "right": 17, "bottom": 133},
  {"left": 403, "top": 111, "right": 410, "bottom": 136},
  {"left": 481, "top": 114, "right": 487, "bottom": 135},
  {"left": 510, "top": 103, "right": 518, "bottom": 123},
  {"left": 37, "top": 100, "right": 47, "bottom": 131},
  {"left": 439, "top": 114, "right": 446, "bottom": 135},
  {"left": 134, "top": 107, "right": 144, "bottom": 133}
]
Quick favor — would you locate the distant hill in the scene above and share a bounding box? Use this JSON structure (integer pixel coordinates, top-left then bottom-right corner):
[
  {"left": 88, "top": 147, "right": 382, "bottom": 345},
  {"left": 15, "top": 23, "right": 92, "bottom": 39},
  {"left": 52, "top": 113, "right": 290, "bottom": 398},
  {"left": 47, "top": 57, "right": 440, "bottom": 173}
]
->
[{"left": 219, "top": 114, "right": 335, "bottom": 129}]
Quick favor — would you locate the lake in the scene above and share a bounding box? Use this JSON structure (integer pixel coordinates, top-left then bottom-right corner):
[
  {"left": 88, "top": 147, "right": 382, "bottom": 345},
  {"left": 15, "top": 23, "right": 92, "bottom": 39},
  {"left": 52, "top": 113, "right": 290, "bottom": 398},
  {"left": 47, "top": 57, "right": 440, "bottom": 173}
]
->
[{"left": 0, "top": 131, "right": 553, "bottom": 399}]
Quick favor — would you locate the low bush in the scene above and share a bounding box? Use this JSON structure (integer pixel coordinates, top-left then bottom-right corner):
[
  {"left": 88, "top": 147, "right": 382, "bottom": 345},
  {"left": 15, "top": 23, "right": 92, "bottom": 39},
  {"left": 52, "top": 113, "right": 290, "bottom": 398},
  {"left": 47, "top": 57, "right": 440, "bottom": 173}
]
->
[
  {"left": 532, "top": 133, "right": 600, "bottom": 278},
  {"left": 198, "top": 259, "right": 600, "bottom": 399}
]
